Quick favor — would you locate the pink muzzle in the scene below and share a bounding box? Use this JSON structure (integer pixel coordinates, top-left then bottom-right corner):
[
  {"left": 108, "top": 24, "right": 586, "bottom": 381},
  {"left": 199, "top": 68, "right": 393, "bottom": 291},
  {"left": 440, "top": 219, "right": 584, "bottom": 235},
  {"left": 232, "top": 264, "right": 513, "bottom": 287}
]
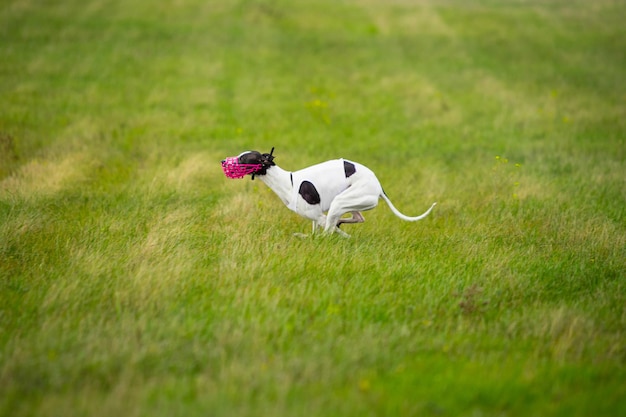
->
[{"left": 221, "top": 156, "right": 262, "bottom": 179}]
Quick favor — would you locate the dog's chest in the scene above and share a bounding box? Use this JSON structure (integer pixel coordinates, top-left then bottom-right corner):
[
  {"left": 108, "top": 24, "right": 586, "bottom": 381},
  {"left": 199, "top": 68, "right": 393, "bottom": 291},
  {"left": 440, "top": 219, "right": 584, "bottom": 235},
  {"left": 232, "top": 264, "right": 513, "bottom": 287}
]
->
[{"left": 288, "top": 159, "right": 354, "bottom": 212}]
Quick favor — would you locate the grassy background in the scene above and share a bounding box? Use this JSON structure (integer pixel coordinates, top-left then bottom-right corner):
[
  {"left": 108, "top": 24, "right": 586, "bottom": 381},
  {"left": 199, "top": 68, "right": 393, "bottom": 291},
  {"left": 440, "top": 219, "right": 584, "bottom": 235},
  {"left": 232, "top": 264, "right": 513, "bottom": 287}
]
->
[{"left": 1, "top": 0, "right": 625, "bottom": 416}]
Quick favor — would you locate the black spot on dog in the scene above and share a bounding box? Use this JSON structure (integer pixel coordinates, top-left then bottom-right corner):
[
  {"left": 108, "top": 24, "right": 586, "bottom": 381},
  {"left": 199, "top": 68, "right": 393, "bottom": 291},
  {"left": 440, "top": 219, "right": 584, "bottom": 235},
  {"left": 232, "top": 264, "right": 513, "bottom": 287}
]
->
[
  {"left": 299, "top": 181, "right": 321, "bottom": 205},
  {"left": 344, "top": 161, "right": 356, "bottom": 178}
]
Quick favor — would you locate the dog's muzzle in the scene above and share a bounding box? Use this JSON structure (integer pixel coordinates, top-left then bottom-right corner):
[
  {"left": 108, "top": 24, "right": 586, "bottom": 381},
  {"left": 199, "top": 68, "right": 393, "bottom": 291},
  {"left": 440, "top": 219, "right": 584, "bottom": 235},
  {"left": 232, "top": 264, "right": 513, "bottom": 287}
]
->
[{"left": 221, "top": 157, "right": 262, "bottom": 179}]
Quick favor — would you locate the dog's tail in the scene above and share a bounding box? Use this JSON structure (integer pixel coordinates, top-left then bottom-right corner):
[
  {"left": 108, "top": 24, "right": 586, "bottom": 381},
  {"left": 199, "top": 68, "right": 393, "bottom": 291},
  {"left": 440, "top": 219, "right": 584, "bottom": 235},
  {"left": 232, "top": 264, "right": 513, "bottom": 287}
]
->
[{"left": 380, "top": 192, "right": 437, "bottom": 222}]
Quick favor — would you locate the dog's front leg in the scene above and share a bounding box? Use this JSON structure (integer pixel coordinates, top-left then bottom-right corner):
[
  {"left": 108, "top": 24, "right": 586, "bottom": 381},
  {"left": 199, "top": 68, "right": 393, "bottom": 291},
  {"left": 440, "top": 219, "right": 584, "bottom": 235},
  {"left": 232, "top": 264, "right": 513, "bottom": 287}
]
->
[
  {"left": 312, "top": 215, "right": 328, "bottom": 235},
  {"left": 293, "top": 217, "right": 325, "bottom": 239}
]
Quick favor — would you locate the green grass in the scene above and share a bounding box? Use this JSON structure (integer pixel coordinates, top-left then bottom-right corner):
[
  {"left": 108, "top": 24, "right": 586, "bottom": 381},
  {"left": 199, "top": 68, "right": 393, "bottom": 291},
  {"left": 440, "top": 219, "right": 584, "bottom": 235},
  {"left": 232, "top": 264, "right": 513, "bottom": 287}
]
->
[{"left": 1, "top": 0, "right": 625, "bottom": 416}]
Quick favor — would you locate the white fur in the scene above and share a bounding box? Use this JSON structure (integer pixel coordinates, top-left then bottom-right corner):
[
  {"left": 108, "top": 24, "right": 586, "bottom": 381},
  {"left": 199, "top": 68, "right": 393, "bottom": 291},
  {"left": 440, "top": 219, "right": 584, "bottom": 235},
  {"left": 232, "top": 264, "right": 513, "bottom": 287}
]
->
[{"left": 256, "top": 157, "right": 436, "bottom": 237}]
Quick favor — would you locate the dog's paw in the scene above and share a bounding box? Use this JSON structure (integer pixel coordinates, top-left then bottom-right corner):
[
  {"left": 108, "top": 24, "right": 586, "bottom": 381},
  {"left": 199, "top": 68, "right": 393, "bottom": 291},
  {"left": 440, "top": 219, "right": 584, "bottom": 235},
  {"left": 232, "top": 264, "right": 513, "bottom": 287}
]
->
[{"left": 328, "top": 228, "right": 351, "bottom": 238}]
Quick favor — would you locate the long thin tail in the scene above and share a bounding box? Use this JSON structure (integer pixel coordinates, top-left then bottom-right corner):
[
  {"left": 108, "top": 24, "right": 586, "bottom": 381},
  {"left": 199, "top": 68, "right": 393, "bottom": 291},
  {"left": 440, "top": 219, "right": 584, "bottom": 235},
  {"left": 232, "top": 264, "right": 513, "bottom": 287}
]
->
[{"left": 380, "top": 192, "right": 437, "bottom": 222}]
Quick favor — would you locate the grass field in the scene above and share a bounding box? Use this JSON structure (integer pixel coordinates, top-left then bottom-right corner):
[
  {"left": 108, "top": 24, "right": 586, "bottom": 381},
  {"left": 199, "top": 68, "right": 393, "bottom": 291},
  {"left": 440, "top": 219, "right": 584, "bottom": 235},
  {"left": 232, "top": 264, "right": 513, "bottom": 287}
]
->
[{"left": 1, "top": 0, "right": 625, "bottom": 415}]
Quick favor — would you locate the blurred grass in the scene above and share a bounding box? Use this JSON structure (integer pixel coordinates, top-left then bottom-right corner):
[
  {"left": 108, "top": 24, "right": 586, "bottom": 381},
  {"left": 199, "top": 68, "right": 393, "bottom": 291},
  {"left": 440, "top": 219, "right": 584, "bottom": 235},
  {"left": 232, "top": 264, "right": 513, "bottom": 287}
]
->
[{"left": 1, "top": 0, "right": 625, "bottom": 416}]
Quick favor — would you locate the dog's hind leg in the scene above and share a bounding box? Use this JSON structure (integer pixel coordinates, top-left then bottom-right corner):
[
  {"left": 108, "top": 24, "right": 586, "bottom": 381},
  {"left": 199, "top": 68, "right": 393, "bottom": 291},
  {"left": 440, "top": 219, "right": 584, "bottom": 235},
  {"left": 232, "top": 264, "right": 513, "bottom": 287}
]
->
[
  {"left": 324, "top": 192, "right": 378, "bottom": 236},
  {"left": 337, "top": 211, "right": 365, "bottom": 227}
]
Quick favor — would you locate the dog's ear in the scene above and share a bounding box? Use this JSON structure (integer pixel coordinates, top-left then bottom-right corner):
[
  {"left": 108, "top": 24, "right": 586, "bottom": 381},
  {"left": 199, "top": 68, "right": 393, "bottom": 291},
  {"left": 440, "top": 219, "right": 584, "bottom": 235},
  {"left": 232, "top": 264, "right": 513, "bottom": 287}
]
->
[{"left": 261, "top": 148, "right": 276, "bottom": 166}]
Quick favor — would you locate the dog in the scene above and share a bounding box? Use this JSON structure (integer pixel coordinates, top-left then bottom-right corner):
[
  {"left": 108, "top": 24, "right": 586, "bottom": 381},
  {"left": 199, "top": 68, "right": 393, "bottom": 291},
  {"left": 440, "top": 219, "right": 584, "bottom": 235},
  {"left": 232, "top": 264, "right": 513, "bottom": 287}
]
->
[{"left": 221, "top": 148, "right": 436, "bottom": 237}]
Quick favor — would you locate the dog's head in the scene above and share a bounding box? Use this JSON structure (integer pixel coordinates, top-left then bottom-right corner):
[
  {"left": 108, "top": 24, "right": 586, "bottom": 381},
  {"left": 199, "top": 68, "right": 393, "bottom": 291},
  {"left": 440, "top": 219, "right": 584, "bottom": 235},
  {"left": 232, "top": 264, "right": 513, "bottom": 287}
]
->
[{"left": 221, "top": 148, "right": 276, "bottom": 180}]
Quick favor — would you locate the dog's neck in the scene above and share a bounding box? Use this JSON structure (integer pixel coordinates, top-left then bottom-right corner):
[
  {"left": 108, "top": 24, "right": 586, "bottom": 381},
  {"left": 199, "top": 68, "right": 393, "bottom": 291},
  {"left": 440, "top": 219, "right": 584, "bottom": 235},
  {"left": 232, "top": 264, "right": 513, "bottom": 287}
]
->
[{"left": 256, "top": 165, "right": 293, "bottom": 207}]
